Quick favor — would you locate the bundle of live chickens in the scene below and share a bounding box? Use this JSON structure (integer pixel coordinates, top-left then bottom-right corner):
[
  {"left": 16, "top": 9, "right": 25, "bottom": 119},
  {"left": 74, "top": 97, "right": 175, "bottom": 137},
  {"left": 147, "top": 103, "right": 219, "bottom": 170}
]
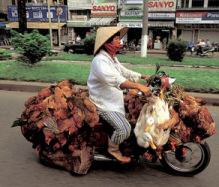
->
[
  {"left": 13, "top": 79, "right": 216, "bottom": 174},
  {"left": 123, "top": 84, "right": 216, "bottom": 160},
  {"left": 13, "top": 80, "right": 99, "bottom": 174}
]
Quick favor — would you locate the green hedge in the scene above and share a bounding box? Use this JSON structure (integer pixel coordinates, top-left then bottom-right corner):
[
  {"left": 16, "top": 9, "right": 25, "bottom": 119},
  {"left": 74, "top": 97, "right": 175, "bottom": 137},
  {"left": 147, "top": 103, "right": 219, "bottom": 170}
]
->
[
  {"left": 83, "top": 34, "right": 96, "bottom": 55},
  {"left": 167, "top": 39, "right": 188, "bottom": 62}
]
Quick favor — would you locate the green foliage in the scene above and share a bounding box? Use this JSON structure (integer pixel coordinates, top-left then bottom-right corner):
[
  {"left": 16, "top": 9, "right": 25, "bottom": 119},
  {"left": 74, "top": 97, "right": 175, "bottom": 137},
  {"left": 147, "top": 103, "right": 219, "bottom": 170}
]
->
[
  {"left": 0, "top": 53, "right": 11, "bottom": 59},
  {"left": 0, "top": 48, "right": 12, "bottom": 60},
  {"left": 83, "top": 34, "right": 96, "bottom": 55},
  {"left": 0, "top": 48, "right": 6, "bottom": 54},
  {"left": 10, "top": 30, "right": 51, "bottom": 64},
  {"left": 167, "top": 39, "right": 188, "bottom": 62}
]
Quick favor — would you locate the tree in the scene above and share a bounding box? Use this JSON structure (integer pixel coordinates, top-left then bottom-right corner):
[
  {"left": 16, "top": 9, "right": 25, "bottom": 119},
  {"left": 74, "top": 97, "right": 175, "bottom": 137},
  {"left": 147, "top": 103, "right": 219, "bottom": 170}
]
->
[
  {"left": 18, "top": 0, "right": 27, "bottom": 34},
  {"left": 10, "top": 30, "right": 51, "bottom": 65},
  {"left": 166, "top": 40, "right": 188, "bottom": 62}
]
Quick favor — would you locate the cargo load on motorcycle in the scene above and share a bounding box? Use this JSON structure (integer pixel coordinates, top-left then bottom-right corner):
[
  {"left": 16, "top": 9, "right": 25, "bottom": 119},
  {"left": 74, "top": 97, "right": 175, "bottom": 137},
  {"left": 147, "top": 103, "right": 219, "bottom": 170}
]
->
[{"left": 12, "top": 65, "right": 216, "bottom": 176}]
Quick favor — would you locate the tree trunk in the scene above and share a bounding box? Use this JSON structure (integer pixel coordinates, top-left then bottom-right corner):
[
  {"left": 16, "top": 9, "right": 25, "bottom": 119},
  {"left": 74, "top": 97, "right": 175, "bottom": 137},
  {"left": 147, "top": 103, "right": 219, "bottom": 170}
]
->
[{"left": 18, "top": 0, "right": 27, "bottom": 34}]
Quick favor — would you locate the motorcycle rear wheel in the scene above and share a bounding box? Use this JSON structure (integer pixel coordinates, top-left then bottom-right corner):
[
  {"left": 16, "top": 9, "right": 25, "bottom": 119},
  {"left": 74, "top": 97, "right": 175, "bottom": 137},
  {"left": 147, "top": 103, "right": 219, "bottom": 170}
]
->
[{"left": 161, "top": 142, "right": 211, "bottom": 176}]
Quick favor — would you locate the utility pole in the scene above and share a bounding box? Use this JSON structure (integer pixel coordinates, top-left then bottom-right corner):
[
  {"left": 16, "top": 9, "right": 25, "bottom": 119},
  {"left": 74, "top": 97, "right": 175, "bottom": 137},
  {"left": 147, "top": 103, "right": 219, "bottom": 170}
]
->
[
  {"left": 57, "top": 0, "right": 61, "bottom": 48},
  {"left": 18, "top": 0, "right": 27, "bottom": 34},
  {"left": 141, "top": 0, "right": 149, "bottom": 57},
  {"left": 47, "top": 0, "right": 53, "bottom": 48}
]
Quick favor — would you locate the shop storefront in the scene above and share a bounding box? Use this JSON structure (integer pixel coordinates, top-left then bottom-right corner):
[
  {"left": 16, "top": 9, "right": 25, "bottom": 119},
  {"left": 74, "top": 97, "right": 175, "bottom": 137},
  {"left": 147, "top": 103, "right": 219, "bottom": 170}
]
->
[
  {"left": 89, "top": 2, "right": 118, "bottom": 28},
  {"left": 117, "top": 0, "right": 177, "bottom": 49},
  {"left": 176, "top": 11, "right": 219, "bottom": 43},
  {"left": 67, "top": 14, "right": 91, "bottom": 43},
  {"left": 67, "top": 1, "right": 117, "bottom": 43},
  {"left": 67, "top": 0, "right": 91, "bottom": 43},
  {"left": 6, "top": 5, "right": 67, "bottom": 45},
  {"left": 148, "top": 12, "right": 175, "bottom": 50},
  {"left": 118, "top": 8, "right": 142, "bottom": 44}
]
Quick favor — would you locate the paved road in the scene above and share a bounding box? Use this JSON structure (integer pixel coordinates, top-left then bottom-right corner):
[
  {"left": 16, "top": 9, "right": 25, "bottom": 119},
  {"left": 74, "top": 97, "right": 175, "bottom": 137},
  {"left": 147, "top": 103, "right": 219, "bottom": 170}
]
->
[{"left": 0, "top": 90, "right": 218, "bottom": 187}]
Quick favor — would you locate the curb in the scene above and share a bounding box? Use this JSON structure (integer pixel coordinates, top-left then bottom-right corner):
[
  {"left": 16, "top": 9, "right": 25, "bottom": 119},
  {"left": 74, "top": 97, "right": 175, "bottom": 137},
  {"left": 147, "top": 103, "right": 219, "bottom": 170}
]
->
[
  {"left": 0, "top": 80, "right": 52, "bottom": 93},
  {"left": 0, "top": 80, "right": 218, "bottom": 106},
  {"left": 0, "top": 80, "right": 88, "bottom": 93}
]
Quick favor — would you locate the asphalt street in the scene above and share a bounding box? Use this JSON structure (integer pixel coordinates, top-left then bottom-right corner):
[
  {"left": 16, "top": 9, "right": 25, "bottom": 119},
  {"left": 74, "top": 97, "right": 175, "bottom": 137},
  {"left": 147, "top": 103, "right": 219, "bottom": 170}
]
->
[{"left": 0, "top": 90, "right": 218, "bottom": 187}]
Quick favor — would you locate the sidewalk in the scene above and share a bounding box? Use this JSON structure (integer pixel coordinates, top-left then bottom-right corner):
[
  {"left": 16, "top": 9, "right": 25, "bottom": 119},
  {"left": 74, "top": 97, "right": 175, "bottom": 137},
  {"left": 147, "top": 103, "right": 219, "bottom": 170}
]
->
[{"left": 0, "top": 80, "right": 218, "bottom": 106}]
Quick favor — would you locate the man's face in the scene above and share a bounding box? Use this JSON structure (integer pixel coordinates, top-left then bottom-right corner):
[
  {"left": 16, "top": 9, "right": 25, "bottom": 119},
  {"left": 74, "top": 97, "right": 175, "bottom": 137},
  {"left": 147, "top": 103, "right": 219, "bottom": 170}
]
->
[{"left": 111, "top": 36, "right": 121, "bottom": 46}]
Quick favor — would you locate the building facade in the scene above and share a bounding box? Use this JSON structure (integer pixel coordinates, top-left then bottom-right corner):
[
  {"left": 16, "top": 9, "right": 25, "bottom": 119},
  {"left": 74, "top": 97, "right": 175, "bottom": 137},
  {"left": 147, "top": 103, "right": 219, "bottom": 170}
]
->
[
  {"left": 117, "top": 0, "right": 177, "bottom": 49},
  {"left": 0, "top": 0, "right": 18, "bottom": 45},
  {"left": 176, "top": 0, "right": 219, "bottom": 43},
  {"left": 3, "top": 0, "right": 68, "bottom": 45},
  {"left": 1, "top": 0, "right": 219, "bottom": 47},
  {"left": 67, "top": 0, "right": 118, "bottom": 43}
]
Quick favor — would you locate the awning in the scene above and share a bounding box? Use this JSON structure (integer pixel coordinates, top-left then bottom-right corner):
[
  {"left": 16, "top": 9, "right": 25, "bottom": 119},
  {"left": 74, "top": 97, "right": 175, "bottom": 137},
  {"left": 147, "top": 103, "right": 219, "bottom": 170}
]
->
[
  {"left": 87, "top": 17, "right": 116, "bottom": 26},
  {"left": 148, "top": 21, "right": 174, "bottom": 28},
  {"left": 117, "top": 22, "right": 142, "bottom": 28},
  {"left": 0, "top": 22, "right": 10, "bottom": 29},
  {"left": 68, "top": 5, "right": 91, "bottom": 10},
  {"left": 6, "top": 22, "right": 66, "bottom": 29},
  {"left": 67, "top": 18, "right": 116, "bottom": 28},
  {"left": 67, "top": 21, "right": 90, "bottom": 28},
  {"left": 117, "top": 21, "right": 174, "bottom": 28},
  {"left": 0, "top": 23, "right": 6, "bottom": 28}
]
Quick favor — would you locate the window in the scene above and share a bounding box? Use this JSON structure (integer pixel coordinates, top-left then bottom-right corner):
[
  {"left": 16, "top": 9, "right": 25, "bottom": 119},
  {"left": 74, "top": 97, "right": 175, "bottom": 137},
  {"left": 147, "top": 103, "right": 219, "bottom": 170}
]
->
[
  {"left": 72, "top": 10, "right": 88, "bottom": 16},
  {"left": 128, "top": 7, "right": 141, "bottom": 10},
  {"left": 77, "top": 10, "right": 88, "bottom": 15},
  {"left": 208, "top": 0, "right": 219, "bottom": 7},
  {"left": 192, "top": 0, "right": 204, "bottom": 8},
  {"left": 125, "top": 0, "right": 142, "bottom": 5},
  {"left": 12, "top": 0, "right": 16, "bottom": 5},
  {"left": 181, "top": 0, "right": 189, "bottom": 8}
]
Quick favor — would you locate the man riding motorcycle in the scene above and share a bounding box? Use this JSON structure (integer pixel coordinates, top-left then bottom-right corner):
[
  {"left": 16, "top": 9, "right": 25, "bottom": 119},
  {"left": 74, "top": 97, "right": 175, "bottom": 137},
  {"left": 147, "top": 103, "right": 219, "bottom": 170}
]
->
[{"left": 196, "top": 39, "right": 206, "bottom": 55}]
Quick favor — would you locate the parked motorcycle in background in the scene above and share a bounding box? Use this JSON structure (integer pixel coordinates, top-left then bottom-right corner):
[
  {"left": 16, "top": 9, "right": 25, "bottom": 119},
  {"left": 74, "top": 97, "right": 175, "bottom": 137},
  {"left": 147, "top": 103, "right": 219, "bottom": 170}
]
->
[{"left": 211, "top": 42, "right": 219, "bottom": 52}]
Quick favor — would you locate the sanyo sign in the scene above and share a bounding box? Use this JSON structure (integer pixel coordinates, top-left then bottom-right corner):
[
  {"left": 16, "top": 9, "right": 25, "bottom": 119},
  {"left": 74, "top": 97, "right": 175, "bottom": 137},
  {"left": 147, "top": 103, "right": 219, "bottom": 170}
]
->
[
  {"left": 125, "top": 0, "right": 176, "bottom": 12},
  {"left": 91, "top": 3, "right": 117, "bottom": 16},
  {"left": 148, "top": 0, "right": 176, "bottom": 11}
]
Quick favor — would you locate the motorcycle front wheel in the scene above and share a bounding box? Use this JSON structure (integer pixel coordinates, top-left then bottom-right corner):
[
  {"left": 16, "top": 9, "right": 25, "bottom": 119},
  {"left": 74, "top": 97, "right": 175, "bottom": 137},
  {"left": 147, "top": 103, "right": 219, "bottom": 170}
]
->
[
  {"left": 207, "top": 51, "right": 214, "bottom": 58},
  {"left": 160, "top": 142, "right": 211, "bottom": 176}
]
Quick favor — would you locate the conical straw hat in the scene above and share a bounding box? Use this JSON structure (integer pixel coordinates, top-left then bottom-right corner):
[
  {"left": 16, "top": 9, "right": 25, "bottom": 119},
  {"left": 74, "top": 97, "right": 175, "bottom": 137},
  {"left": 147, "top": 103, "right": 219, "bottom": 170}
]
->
[{"left": 94, "top": 26, "right": 128, "bottom": 55}]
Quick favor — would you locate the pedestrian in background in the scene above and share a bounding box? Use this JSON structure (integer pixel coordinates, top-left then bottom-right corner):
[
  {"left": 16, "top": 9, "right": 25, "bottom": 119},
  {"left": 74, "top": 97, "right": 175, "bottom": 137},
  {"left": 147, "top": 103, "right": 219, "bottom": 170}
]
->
[
  {"left": 206, "top": 39, "right": 212, "bottom": 48},
  {"left": 76, "top": 35, "right": 82, "bottom": 43},
  {"left": 162, "top": 37, "right": 167, "bottom": 50}
]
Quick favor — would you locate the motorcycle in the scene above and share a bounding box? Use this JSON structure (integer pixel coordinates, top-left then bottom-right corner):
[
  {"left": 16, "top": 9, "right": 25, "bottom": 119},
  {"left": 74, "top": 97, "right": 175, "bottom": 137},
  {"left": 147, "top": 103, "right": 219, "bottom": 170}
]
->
[
  {"left": 13, "top": 65, "right": 215, "bottom": 176},
  {"left": 190, "top": 45, "right": 215, "bottom": 58},
  {"left": 93, "top": 124, "right": 211, "bottom": 176},
  {"left": 211, "top": 42, "right": 219, "bottom": 52},
  {"left": 92, "top": 77, "right": 212, "bottom": 176}
]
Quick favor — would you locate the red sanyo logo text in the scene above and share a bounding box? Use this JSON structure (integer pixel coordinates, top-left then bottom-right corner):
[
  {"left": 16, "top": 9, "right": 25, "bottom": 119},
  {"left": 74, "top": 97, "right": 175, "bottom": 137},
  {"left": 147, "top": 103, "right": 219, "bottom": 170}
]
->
[
  {"left": 148, "top": 1, "right": 175, "bottom": 8},
  {"left": 92, "top": 5, "right": 116, "bottom": 12}
]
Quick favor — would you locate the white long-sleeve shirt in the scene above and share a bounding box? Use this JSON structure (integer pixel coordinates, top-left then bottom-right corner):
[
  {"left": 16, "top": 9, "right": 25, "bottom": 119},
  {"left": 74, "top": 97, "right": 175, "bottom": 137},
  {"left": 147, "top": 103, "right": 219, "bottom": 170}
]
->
[{"left": 87, "top": 50, "right": 141, "bottom": 115}]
